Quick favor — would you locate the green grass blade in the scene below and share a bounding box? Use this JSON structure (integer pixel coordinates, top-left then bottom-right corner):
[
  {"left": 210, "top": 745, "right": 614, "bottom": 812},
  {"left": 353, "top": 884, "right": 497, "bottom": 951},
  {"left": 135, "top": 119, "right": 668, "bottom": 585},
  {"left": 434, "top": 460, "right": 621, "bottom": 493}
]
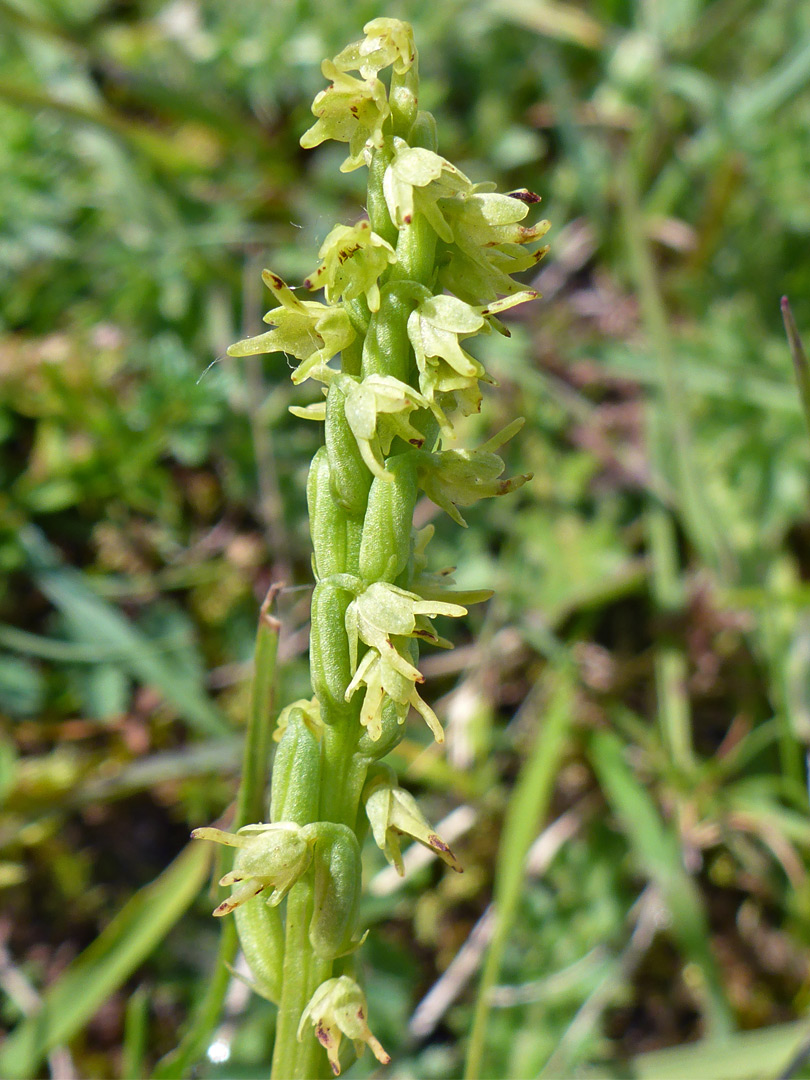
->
[
  {"left": 152, "top": 586, "right": 282, "bottom": 1078},
  {"left": 464, "top": 671, "right": 576, "bottom": 1079},
  {"left": 20, "top": 527, "right": 231, "bottom": 737},
  {"left": 589, "top": 730, "right": 733, "bottom": 1037},
  {"left": 782, "top": 296, "right": 810, "bottom": 440},
  {"left": 579, "top": 1018, "right": 809, "bottom": 1079},
  {"left": 0, "top": 841, "right": 212, "bottom": 1079}
]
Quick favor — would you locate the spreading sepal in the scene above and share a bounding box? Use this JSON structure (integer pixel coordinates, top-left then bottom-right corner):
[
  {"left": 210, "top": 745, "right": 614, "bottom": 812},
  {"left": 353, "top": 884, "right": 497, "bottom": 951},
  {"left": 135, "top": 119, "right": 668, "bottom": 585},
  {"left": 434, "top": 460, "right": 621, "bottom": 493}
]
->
[
  {"left": 191, "top": 822, "right": 312, "bottom": 915},
  {"left": 227, "top": 270, "right": 355, "bottom": 384},
  {"left": 416, "top": 418, "right": 533, "bottom": 526},
  {"left": 298, "top": 976, "right": 390, "bottom": 1076}
]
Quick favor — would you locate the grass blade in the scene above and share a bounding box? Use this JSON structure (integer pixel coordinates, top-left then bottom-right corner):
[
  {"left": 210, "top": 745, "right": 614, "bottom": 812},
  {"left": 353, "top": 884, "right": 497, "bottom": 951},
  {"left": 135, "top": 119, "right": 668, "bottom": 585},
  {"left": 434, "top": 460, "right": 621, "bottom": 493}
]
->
[
  {"left": 21, "top": 527, "right": 231, "bottom": 738},
  {"left": 589, "top": 729, "right": 733, "bottom": 1037},
  {"left": 0, "top": 841, "right": 212, "bottom": 1079},
  {"left": 464, "top": 671, "right": 576, "bottom": 1079}
]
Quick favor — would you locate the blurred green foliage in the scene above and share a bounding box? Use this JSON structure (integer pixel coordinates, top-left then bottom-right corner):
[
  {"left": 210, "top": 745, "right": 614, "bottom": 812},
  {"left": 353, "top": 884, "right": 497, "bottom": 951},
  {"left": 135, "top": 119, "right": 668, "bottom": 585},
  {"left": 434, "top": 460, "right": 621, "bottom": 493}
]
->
[{"left": 3, "top": 1, "right": 810, "bottom": 1077}]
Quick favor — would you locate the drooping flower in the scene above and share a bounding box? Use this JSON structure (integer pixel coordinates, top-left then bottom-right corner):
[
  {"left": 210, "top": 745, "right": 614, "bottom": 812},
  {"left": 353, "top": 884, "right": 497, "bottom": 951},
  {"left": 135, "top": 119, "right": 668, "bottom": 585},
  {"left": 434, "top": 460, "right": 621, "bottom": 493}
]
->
[
  {"left": 406, "top": 291, "right": 536, "bottom": 431},
  {"left": 298, "top": 976, "right": 390, "bottom": 1076},
  {"left": 227, "top": 270, "right": 355, "bottom": 384},
  {"left": 416, "top": 418, "right": 533, "bottom": 526},
  {"left": 332, "top": 17, "right": 415, "bottom": 78},
  {"left": 345, "top": 580, "right": 466, "bottom": 681},
  {"left": 291, "top": 372, "right": 430, "bottom": 481},
  {"left": 303, "top": 220, "right": 396, "bottom": 312},
  {"left": 363, "top": 769, "right": 462, "bottom": 874},
  {"left": 383, "top": 137, "right": 473, "bottom": 238},
  {"left": 345, "top": 643, "right": 445, "bottom": 742},
  {"left": 191, "top": 822, "right": 312, "bottom": 915},
  {"left": 300, "top": 60, "right": 390, "bottom": 172}
]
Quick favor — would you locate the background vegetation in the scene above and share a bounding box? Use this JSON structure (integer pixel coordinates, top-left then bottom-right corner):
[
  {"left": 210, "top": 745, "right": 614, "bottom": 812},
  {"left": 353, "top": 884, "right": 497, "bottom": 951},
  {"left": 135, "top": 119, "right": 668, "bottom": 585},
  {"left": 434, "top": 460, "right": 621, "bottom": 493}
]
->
[{"left": 2, "top": 1, "right": 810, "bottom": 1077}]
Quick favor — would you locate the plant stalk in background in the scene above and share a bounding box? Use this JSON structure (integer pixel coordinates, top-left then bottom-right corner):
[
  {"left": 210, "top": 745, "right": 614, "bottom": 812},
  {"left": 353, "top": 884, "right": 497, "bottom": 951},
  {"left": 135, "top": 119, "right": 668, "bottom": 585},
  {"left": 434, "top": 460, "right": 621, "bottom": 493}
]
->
[{"left": 192, "top": 19, "right": 547, "bottom": 1078}]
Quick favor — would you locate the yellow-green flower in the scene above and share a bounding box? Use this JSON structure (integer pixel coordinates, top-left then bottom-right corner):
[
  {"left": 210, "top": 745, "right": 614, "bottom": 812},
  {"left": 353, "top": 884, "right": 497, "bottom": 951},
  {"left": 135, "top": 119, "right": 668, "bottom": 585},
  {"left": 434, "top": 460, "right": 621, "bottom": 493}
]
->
[
  {"left": 227, "top": 270, "right": 355, "bottom": 385},
  {"left": 383, "top": 137, "right": 472, "bottom": 237},
  {"left": 363, "top": 769, "right": 462, "bottom": 874},
  {"left": 304, "top": 221, "right": 396, "bottom": 312},
  {"left": 332, "top": 17, "right": 415, "bottom": 78},
  {"left": 300, "top": 60, "right": 390, "bottom": 173},
  {"left": 191, "top": 822, "right": 312, "bottom": 914},
  {"left": 298, "top": 976, "right": 389, "bottom": 1076}
]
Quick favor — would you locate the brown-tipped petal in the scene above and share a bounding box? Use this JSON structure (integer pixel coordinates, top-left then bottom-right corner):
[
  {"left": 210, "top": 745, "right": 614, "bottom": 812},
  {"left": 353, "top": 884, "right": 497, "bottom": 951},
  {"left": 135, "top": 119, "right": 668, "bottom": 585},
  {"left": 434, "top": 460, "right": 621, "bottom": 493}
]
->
[{"left": 213, "top": 878, "right": 263, "bottom": 916}]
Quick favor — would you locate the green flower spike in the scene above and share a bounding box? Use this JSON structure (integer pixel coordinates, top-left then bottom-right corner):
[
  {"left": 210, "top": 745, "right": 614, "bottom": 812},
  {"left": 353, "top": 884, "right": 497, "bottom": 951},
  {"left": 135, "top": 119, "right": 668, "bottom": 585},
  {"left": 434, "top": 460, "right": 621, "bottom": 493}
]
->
[
  {"left": 298, "top": 976, "right": 390, "bottom": 1076},
  {"left": 332, "top": 17, "right": 415, "bottom": 78},
  {"left": 300, "top": 60, "right": 390, "bottom": 173},
  {"left": 364, "top": 770, "right": 463, "bottom": 875},
  {"left": 345, "top": 580, "right": 466, "bottom": 683},
  {"left": 191, "top": 822, "right": 312, "bottom": 915},
  {"left": 227, "top": 270, "right": 355, "bottom": 384},
  {"left": 384, "top": 137, "right": 473, "bottom": 237},
  {"left": 417, "top": 418, "right": 534, "bottom": 526},
  {"left": 304, "top": 221, "right": 396, "bottom": 312}
]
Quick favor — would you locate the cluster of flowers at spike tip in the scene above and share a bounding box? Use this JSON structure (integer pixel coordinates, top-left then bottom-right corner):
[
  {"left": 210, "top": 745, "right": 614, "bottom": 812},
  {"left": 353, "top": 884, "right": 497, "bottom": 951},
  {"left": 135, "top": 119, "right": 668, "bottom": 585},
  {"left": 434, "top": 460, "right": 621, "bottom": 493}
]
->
[
  {"left": 190, "top": 822, "right": 313, "bottom": 916},
  {"left": 300, "top": 19, "right": 415, "bottom": 172},
  {"left": 325, "top": 575, "right": 467, "bottom": 742},
  {"left": 299, "top": 975, "right": 390, "bottom": 1076}
]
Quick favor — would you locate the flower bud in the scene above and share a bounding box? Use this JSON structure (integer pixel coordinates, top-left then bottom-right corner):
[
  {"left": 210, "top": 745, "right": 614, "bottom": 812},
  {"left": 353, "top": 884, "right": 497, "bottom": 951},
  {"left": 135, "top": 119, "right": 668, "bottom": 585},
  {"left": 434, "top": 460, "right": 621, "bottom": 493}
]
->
[
  {"left": 307, "top": 824, "right": 363, "bottom": 960},
  {"left": 363, "top": 768, "right": 462, "bottom": 875},
  {"left": 191, "top": 822, "right": 312, "bottom": 914},
  {"left": 359, "top": 453, "right": 418, "bottom": 582},
  {"left": 308, "top": 447, "right": 363, "bottom": 579},
  {"left": 298, "top": 976, "right": 390, "bottom": 1076},
  {"left": 325, "top": 383, "right": 372, "bottom": 515},
  {"left": 270, "top": 707, "right": 321, "bottom": 825}
]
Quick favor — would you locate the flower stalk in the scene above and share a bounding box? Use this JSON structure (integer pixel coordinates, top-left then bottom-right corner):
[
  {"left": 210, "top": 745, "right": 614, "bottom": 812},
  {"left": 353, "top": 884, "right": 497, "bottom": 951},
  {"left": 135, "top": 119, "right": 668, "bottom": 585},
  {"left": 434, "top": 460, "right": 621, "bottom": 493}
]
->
[{"left": 193, "top": 18, "right": 547, "bottom": 1077}]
